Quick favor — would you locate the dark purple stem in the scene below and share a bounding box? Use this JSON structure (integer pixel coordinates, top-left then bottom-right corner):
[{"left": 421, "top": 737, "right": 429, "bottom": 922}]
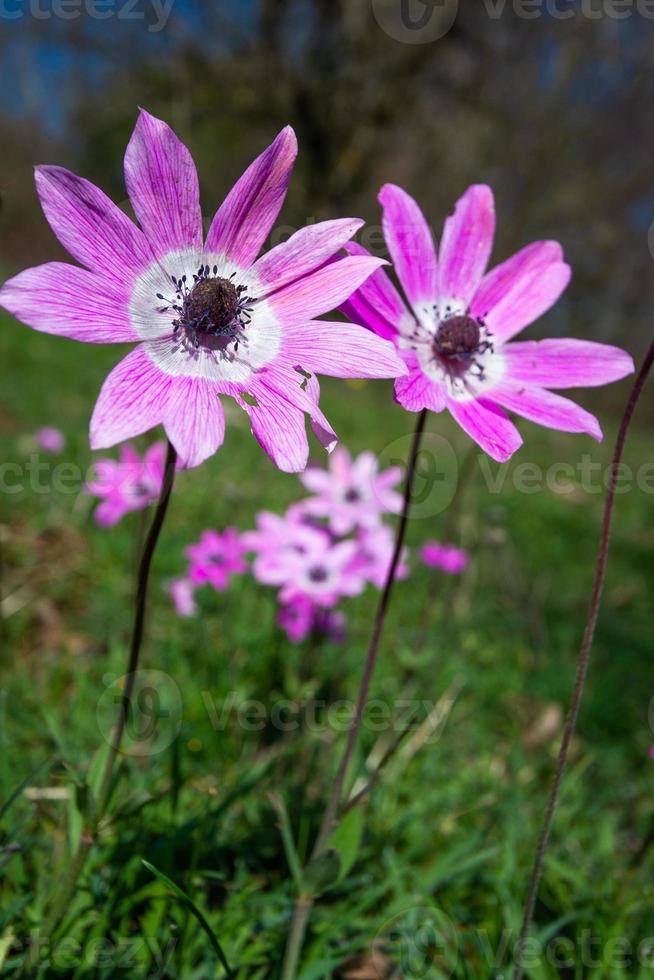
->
[
  {"left": 281, "top": 411, "right": 427, "bottom": 980},
  {"left": 514, "top": 339, "right": 654, "bottom": 979}
]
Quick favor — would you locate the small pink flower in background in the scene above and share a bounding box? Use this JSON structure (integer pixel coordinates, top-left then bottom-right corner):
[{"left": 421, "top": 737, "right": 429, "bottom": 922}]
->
[
  {"left": 421, "top": 541, "right": 469, "bottom": 575},
  {"left": 342, "top": 184, "right": 634, "bottom": 462},
  {"left": 35, "top": 427, "right": 65, "bottom": 454},
  {"left": 86, "top": 441, "right": 166, "bottom": 527},
  {"left": 649, "top": 746, "right": 654, "bottom": 761},
  {"left": 351, "top": 525, "right": 409, "bottom": 589},
  {"left": 270, "top": 530, "right": 365, "bottom": 608},
  {"left": 185, "top": 528, "right": 247, "bottom": 592},
  {"left": 169, "top": 578, "right": 197, "bottom": 618},
  {"left": 0, "top": 110, "right": 406, "bottom": 472},
  {"left": 300, "top": 447, "right": 403, "bottom": 534},
  {"left": 278, "top": 596, "right": 315, "bottom": 643},
  {"left": 243, "top": 510, "right": 330, "bottom": 585},
  {"left": 278, "top": 596, "right": 347, "bottom": 644},
  {"left": 250, "top": 514, "right": 364, "bottom": 607}
]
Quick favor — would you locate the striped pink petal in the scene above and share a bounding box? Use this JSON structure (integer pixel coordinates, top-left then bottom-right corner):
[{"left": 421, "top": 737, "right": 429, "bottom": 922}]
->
[
  {"left": 283, "top": 320, "right": 406, "bottom": 379},
  {"left": 163, "top": 376, "right": 226, "bottom": 468},
  {"left": 379, "top": 183, "right": 438, "bottom": 308},
  {"left": 447, "top": 397, "right": 523, "bottom": 462},
  {"left": 478, "top": 256, "right": 571, "bottom": 344},
  {"left": 253, "top": 218, "right": 363, "bottom": 295},
  {"left": 239, "top": 380, "right": 310, "bottom": 473},
  {"left": 503, "top": 338, "right": 634, "bottom": 388},
  {"left": 35, "top": 166, "right": 153, "bottom": 284},
  {"left": 438, "top": 185, "right": 495, "bottom": 307},
  {"left": 395, "top": 361, "right": 446, "bottom": 413},
  {"left": 206, "top": 127, "right": 297, "bottom": 267},
  {"left": 90, "top": 345, "right": 172, "bottom": 449},
  {"left": 124, "top": 109, "right": 203, "bottom": 254},
  {"left": 341, "top": 241, "right": 411, "bottom": 341},
  {"left": 0, "top": 263, "right": 136, "bottom": 343},
  {"left": 489, "top": 381, "right": 602, "bottom": 440},
  {"left": 269, "top": 255, "right": 387, "bottom": 324}
]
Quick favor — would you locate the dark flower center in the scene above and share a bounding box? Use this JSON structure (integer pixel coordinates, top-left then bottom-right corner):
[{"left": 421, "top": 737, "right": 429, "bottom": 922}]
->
[
  {"left": 435, "top": 314, "right": 481, "bottom": 358},
  {"left": 158, "top": 266, "right": 255, "bottom": 355},
  {"left": 186, "top": 277, "right": 241, "bottom": 334},
  {"left": 344, "top": 488, "right": 361, "bottom": 503},
  {"left": 308, "top": 565, "right": 329, "bottom": 583}
]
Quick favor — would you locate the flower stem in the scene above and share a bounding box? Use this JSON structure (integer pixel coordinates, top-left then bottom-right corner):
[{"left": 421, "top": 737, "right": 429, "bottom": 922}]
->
[
  {"left": 281, "top": 411, "right": 427, "bottom": 980},
  {"left": 41, "top": 439, "right": 178, "bottom": 945},
  {"left": 514, "top": 340, "right": 654, "bottom": 979}
]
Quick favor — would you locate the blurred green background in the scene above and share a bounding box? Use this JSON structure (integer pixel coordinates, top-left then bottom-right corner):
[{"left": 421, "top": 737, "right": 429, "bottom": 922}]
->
[{"left": 1, "top": 2, "right": 653, "bottom": 977}]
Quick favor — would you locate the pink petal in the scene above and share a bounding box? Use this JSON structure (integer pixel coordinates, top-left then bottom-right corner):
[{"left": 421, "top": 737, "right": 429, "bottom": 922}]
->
[
  {"left": 269, "top": 255, "right": 387, "bottom": 324},
  {"left": 238, "top": 382, "right": 309, "bottom": 473},
  {"left": 206, "top": 127, "right": 297, "bottom": 267},
  {"left": 0, "top": 263, "right": 136, "bottom": 343},
  {"left": 35, "top": 166, "right": 153, "bottom": 284},
  {"left": 283, "top": 320, "right": 406, "bottom": 378},
  {"left": 447, "top": 397, "right": 523, "bottom": 462},
  {"left": 471, "top": 240, "right": 563, "bottom": 320},
  {"left": 503, "top": 338, "right": 634, "bottom": 388},
  {"left": 477, "top": 256, "right": 571, "bottom": 344},
  {"left": 163, "top": 376, "right": 226, "bottom": 468},
  {"left": 124, "top": 109, "right": 202, "bottom": 254},
  {"left": 378, "top": 183, "right": 438, "bottom": 308},
  {"left": 438, "top": 185, "right": 495, "bottom": 307},
  {"left": 90, "top": 345, "right": 172, "bottom": 449},
  {"left": 254, "top": 366, "right": 338, "bottom": 453},
  {"left": 252, "top": 218, "right": 363, "bottom": 294},
  {"left": 395, "top": 362, "right": 446, "bottom": 412},
  {"left": 489, "top": 381, "right": 603, "bottom": 440},
  {"left": 341, "top": 241, "right": 412, "bottom": 341}
]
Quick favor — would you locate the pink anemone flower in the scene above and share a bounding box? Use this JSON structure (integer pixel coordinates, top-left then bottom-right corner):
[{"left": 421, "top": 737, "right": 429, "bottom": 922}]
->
[
  {"left": 420, "top": 541, "right": 469, "bottom": 575},
  {"left": 0, "top": 110, "right": 406, "bottom": 471},
  {"left": 169, "top": 578, "right": 198, "bottom": 618},
  {"left": 342, "top": 184, "right": 634, "bottom": 462},
  {"left": 85, "top": 440, "right": 167, "bottom": 527},
  {"left": 35, "top": 427, "right": 66, "bottom": 454},
  {"left": 299, "top": 446, "right": 403, "bottom": 535},
  {"left": 350, "top": 524, "right": 409, "bottom": 589},
  {"left": 185, "top": 528, "right": 247, "bottom": 592}
]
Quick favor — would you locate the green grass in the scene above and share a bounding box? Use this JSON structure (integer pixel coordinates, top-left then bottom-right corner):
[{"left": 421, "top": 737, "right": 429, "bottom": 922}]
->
[{"left": 1, "top": 315, "right": 653, "bottom": 978}]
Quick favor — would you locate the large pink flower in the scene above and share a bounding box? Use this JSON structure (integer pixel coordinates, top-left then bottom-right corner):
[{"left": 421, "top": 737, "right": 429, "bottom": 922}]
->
[
  {"left": 342, "top": 184, "right": 634, "bottom": 462},
  {"left": 0, "top": 111, "right": 405, "bottom": 471}
]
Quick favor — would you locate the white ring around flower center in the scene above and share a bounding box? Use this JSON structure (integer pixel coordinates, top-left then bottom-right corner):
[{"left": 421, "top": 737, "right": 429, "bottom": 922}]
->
[{"left": 128, "top": 247, "right": 282, "bottom": 384}]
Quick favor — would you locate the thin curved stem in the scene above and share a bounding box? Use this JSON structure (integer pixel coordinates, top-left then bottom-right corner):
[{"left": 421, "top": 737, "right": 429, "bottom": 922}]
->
[
  {"left": 514, "top": 340, "right": 654, "bottom": 979},
  {"left": 41, "top": 439, "right": 178, "bottom": 945},
  {"left": 281, "top": 411, "right": 427, "bottom": 980}
]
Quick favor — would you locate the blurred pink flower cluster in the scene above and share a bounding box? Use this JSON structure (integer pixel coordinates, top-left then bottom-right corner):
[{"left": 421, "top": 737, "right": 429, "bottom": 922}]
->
[
  {"left": 242, "top": 447, "right": 408, "bottom": 642},
  {"left": 86, "top": 439, "right": 470, "bottom": 638},
  {"left": 85, "top": 441, "right": 167, "bottom": 527},
  {"left": 169, "top": 527, "right": 248, "bottom": 617}
]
